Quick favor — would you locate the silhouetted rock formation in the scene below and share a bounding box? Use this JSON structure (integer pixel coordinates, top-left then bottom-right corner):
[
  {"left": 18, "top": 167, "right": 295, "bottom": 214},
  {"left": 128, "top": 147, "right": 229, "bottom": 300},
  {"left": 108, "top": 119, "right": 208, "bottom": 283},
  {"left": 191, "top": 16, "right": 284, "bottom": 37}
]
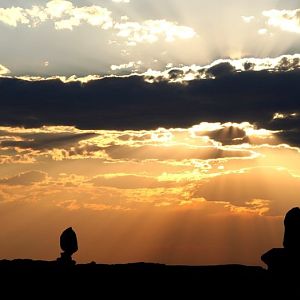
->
[
  {"left": 283, "top": 207, "right": 300, "bottom": 250},
  {"left": 261, "top": 207, "right": 300, "bottom": 273},
  {"left": 57, "top": 227, "right": 78, "bottom": 265}
]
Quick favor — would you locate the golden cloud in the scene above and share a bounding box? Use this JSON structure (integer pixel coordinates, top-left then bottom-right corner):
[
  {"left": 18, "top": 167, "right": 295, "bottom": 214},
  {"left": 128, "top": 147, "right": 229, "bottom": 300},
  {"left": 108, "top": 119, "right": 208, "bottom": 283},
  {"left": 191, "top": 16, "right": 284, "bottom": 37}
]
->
[{"left": 0, "top": 122, "right": 297, "bottom": 217}]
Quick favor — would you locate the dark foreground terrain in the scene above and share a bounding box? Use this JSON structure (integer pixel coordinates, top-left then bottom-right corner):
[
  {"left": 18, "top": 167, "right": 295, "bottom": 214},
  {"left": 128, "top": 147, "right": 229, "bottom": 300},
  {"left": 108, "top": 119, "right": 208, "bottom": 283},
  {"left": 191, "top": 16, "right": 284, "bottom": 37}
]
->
[{"left": 0, "top": 260, "right": 299, "bottom": 297}]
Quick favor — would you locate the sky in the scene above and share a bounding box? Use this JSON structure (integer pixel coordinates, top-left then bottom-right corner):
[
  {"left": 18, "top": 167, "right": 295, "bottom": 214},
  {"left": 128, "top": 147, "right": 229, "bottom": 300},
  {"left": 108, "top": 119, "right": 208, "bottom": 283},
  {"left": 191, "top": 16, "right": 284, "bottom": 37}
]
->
[{"left": 0, "top": 0, "right": 300, "bottom": 266}]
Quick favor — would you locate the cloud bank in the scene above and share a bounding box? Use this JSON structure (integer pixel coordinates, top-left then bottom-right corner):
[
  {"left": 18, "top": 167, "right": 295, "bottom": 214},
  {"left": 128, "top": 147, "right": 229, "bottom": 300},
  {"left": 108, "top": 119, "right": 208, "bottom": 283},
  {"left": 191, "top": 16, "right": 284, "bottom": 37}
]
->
[{"left": 0, "top": 55, "right": 299, "bottom": 146}]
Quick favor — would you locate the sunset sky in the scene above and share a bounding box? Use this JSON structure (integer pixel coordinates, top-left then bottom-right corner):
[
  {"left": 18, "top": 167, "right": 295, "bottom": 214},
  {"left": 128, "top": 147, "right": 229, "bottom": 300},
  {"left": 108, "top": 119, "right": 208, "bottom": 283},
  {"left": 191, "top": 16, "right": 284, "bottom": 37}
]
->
[{"left": 0, "top": 0, "right": 300, "bottom": 266}]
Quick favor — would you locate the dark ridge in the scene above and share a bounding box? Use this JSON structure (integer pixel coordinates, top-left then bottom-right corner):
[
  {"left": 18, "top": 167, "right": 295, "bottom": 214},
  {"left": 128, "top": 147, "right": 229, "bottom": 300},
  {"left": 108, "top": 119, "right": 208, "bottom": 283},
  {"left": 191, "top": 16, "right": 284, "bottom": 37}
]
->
[
  {"left": 2, "top": 207, "right": 300, "bottom": 297},
  {"left": 0, "top": 259, "right": 298, "bottom": 297}
]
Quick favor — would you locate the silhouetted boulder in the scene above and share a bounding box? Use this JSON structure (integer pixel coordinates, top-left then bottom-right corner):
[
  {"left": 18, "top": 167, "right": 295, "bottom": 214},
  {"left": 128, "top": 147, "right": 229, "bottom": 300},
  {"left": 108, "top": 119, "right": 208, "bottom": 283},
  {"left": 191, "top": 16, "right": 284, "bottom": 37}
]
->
[
  {"left": 57, "top": 227, "right": 78, "bottom": 265},
  {"left": 283, "top": 207, "right": 300, "bottom": 250},
  {"left": 262, "top": 207, "right": 300, "bottom": 273}
]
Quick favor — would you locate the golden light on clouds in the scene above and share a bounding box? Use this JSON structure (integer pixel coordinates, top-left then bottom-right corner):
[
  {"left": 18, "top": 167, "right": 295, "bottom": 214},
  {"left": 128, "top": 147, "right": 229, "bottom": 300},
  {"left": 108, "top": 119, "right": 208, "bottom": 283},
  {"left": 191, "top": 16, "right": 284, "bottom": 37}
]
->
[{"left": 0, "top": 121, "right": 298, "bottom": 264}]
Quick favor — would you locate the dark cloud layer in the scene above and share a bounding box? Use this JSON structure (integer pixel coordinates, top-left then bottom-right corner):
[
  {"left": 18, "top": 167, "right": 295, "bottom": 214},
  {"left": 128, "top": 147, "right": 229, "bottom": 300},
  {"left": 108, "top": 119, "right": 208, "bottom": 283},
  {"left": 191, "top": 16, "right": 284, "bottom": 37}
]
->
[{"left": 1, "top": 65, "right": 300, "bottom": 145}]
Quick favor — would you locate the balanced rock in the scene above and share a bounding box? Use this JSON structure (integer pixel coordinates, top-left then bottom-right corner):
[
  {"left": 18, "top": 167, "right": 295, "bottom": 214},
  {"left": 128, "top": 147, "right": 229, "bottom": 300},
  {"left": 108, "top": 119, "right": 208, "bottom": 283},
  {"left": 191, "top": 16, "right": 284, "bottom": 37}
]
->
[{"left": 57, "top": 227, "right": 78, "bottom": 265}]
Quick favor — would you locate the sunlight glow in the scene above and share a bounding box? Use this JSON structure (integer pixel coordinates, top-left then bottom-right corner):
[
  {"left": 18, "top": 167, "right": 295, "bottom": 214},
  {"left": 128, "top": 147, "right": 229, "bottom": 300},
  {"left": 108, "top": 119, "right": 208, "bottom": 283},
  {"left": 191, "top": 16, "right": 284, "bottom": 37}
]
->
[{"left": 0, "top": 120, "right": 297, "bottom": 264}]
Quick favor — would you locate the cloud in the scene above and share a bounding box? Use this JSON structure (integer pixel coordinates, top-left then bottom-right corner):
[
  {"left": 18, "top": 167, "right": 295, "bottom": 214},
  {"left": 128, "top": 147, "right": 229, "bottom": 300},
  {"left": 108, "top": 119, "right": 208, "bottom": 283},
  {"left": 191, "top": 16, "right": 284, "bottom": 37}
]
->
[
  {"left": 0, "top": 64, "right": 10, "bottom": 75},
  {"left": 8, "top": 54, "right": 300, "bottom": 83},
  {"left": 102, "top": 144, "right": 253, "bottom": 161},
  {"left": 190, "top": 122, "right": 278, "bottom": 146},
  {"left": 114, "top": 19, "right": 196, "bottom": 45},
  {"left": 0, "top": 1, "right": 195, "bottom": 45},
  {"left": 0, "top": 131, "right": 96, "bottom": 150},
  {"left": 0, "top": 170, "right": 47, "bottom": 185},
  {"left": 263, "top": 9, "right": 300, "bottom": 34},
  {"left": 143, "top": 54, "right": 300, "bottom": 83},
  {"left": 0, "top": 124, "right": 298, "bottom": 217},
  {"left": 10, "top": 54, "right": 299, "bottom": 83},
  {"left": 0, "top": 7, "right": 29, "bottom": 27},
  {"left": 194, "top": 126, "right": 249, "bottom": 145},
  {"left": 0, "top": 0, "right": 113, "bottom": 30},
  {"left": 191, "top": 167, "right": 300, "bottom": 215},
  {"left": 0, "top": 123, "right": 277, "bottom": 167},
  {"left": 111, "top": 61, "right": 142, "bottom": 71},
  {"left": 53, "top": 5, "right": 113, "bottom": 30},
  {"left": 90, "top": 174, "right": 172, "bottom": 189},
  {"left": 0, "top": 55, "right": 300, "bottom": 146}
]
